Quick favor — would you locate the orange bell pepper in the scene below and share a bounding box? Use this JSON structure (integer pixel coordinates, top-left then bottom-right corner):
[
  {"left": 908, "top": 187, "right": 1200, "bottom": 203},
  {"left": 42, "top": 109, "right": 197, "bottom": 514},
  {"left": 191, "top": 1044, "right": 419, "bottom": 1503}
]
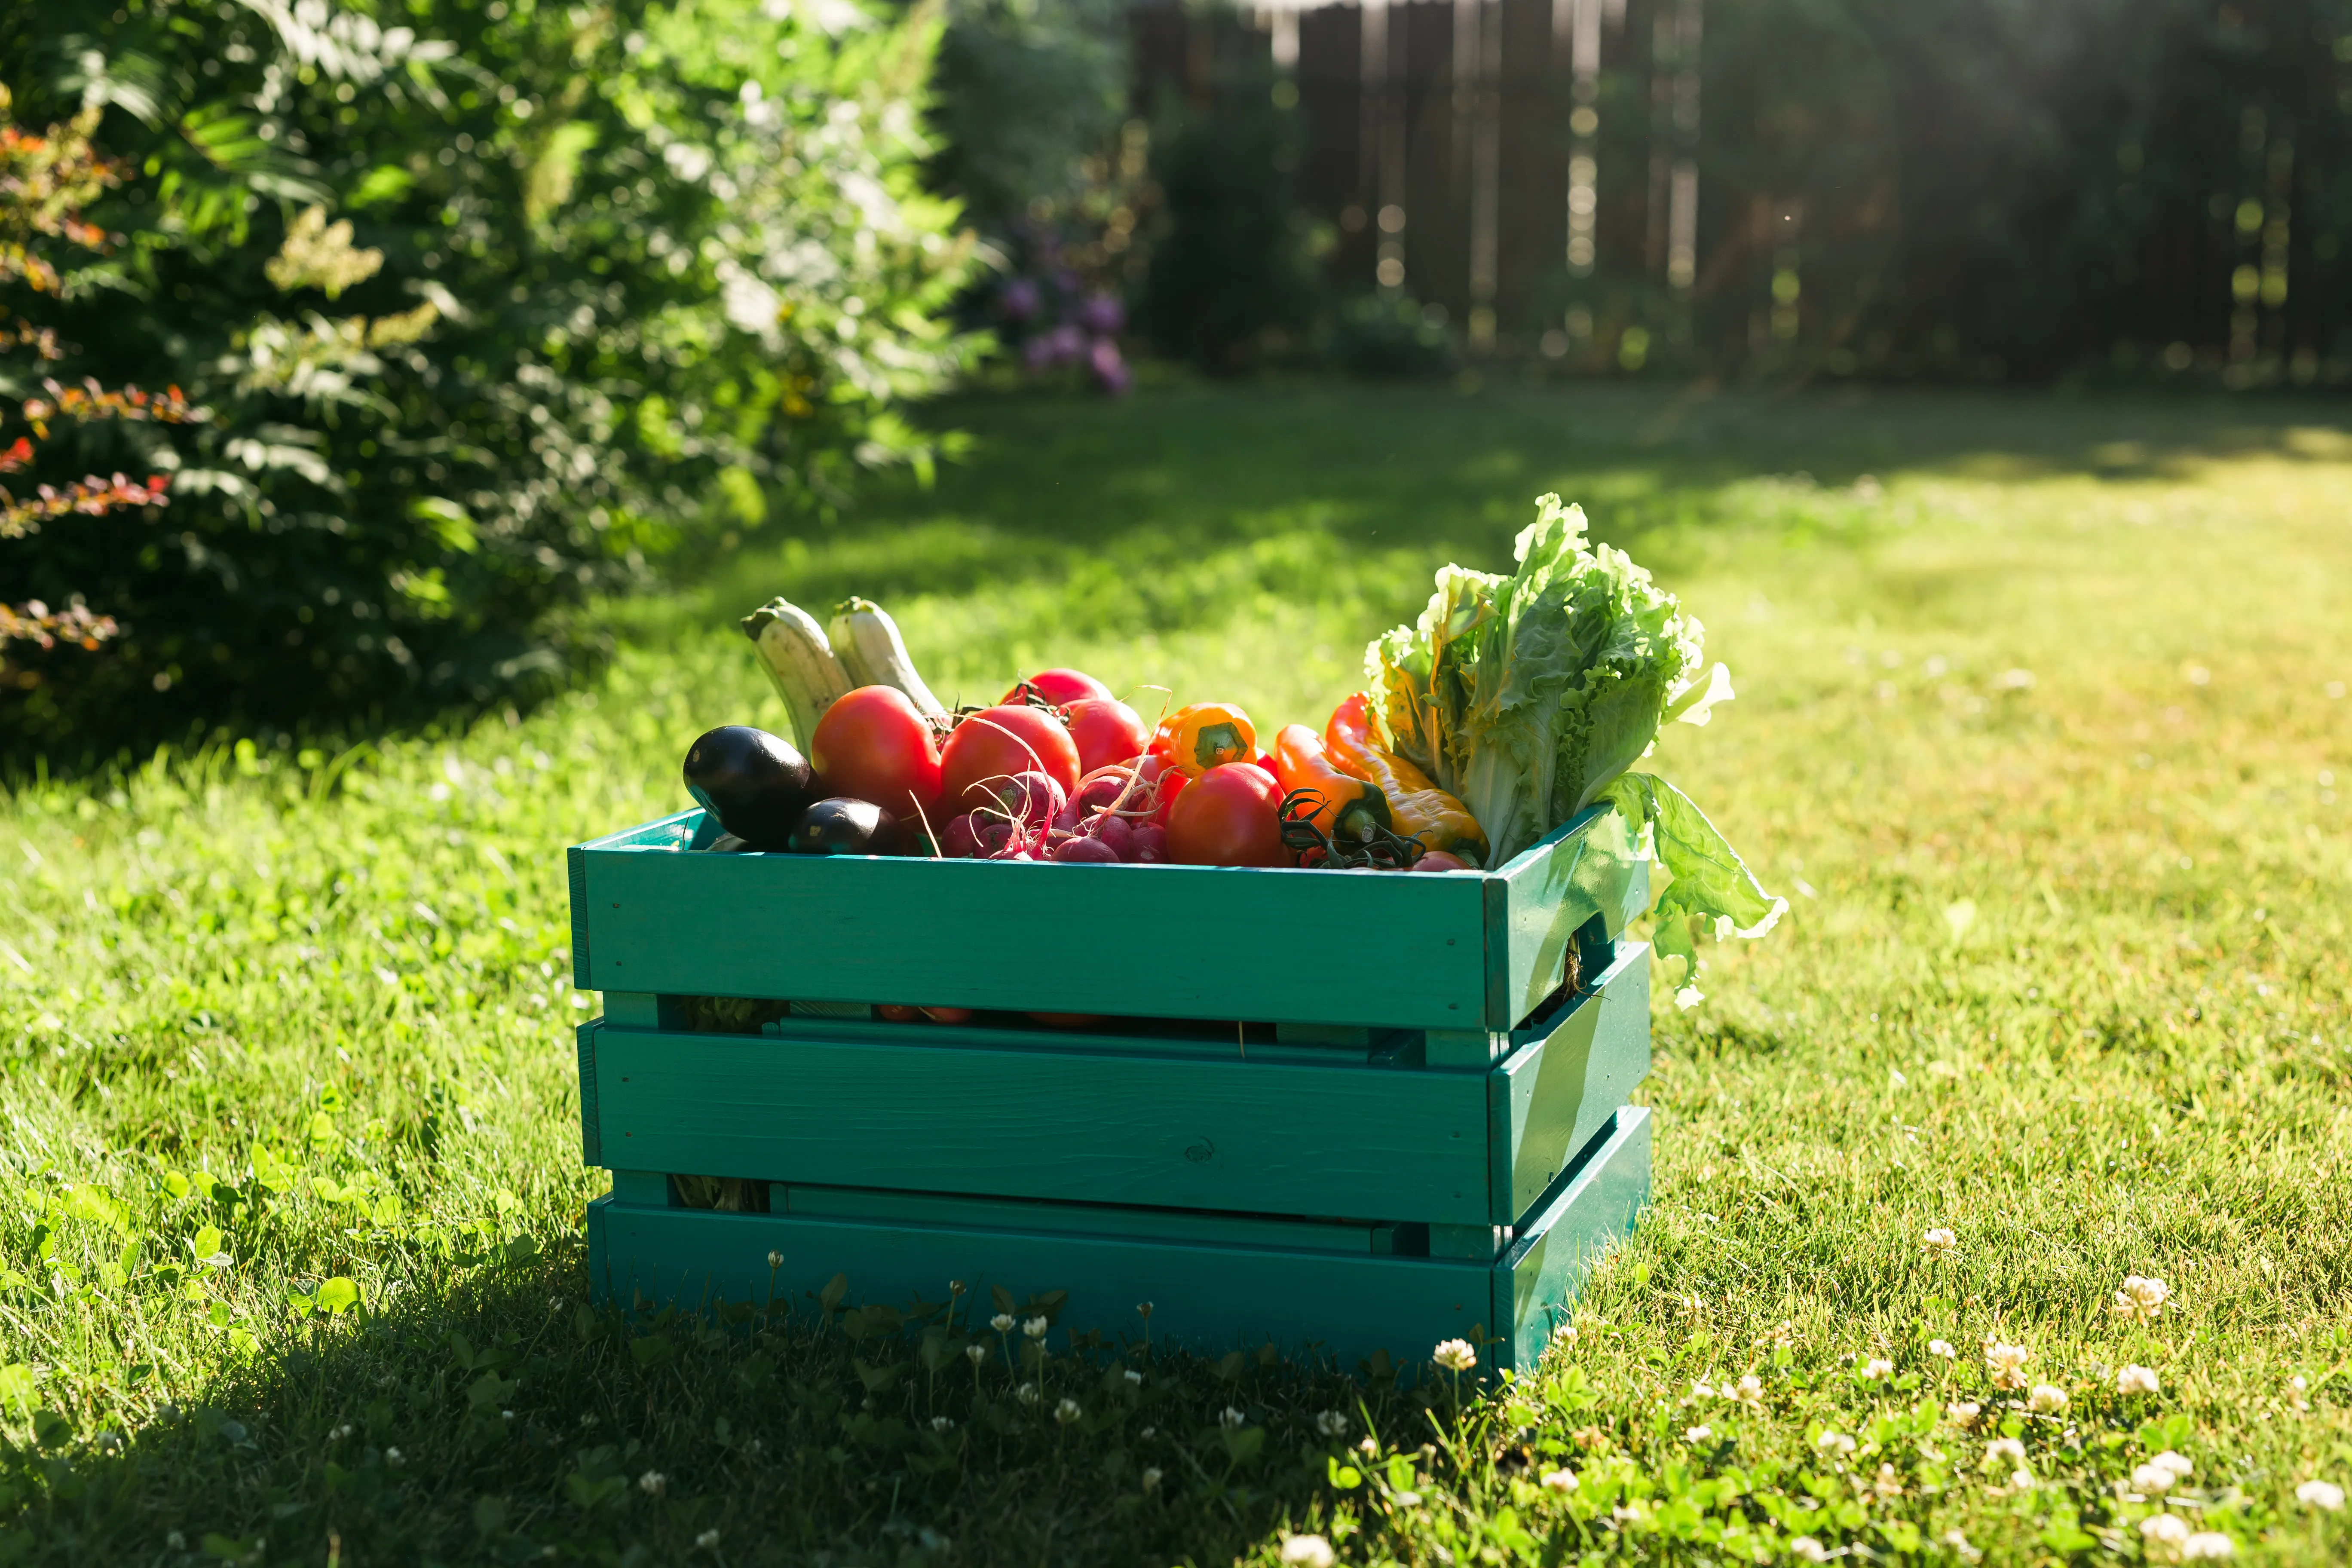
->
[
  {"left": 1324, "top": 693, "right": 1488, "bottom": 864},
  {"left": 1153, "top": 701, "right": 1257, "bottom": 777},
  {"left": 1271, "top": 723, "right": 1391, "bottom": 844}
]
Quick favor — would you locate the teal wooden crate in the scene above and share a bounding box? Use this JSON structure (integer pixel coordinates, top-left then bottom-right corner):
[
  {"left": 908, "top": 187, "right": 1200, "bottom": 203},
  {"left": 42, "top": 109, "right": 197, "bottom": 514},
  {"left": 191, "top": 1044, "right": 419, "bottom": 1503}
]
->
[
  {"left": 567, "top": 798, "right": 1657, "bottom": 1368},
  {"left": 582, "top": 942, "right": 1647, "bottom": 1229},
  {"left": 588, "top": 1106, "right": 1651, "bottom": 1374},
  {"left": 570, "top": 803, "right": 1647, "bottom": 1032}
]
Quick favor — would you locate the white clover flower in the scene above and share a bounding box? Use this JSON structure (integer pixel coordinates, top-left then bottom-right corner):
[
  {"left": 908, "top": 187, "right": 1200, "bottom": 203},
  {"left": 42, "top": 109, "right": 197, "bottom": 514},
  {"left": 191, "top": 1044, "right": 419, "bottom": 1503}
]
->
[
  {"left": 1432, "top": 1339, "right": 1478, "bottom": 1373},
  {"left": 1923, "top": 1227, "right": 1959, "bottom": 1256},
  {"left": 1863, "top": 1358, "right": 1894, "bottom": 1379},
  {"left": 1942, "top": 1527, "right": 1983, "bottom": 1565},
  {"left": 2027, "top": 1383, "right": 2069, "bottom": 1414},
  {"left": 385, "top": 1447, "right": 405, "bottom": 1468},
  {"left": 965, "top": 1342, "right": 986, "bottom": 1366},
  {"left": 1023, "top": 1315, "right": 1048, "bottom": 1340},
  {"left": 2297, "top": 1479, "right": 2345, "bottom": 1511},
  {"left": 1984, "top": 1340, "right": 2031, "bottom": 1390},
  {"left": 2141, "top": 1513, "right": 2191, "bottom": 1548},
  {"left": 329, "top": 1423, "right": 353, "bottom": 1440},
  {"left": 766, "top": 1250, "right": 783, "bottom": 1268},
  {"left": 1928, "top": 1339, "right": 1956, "bottom": 1360},
  {"left": 1945, "top": 1400, "right": 1981, "bottom": 1427},
  {"left": 2132, "top": 1462, "right": 2176, "bottom": 1494},
  {"left": 1814, "top": 1430, "right": 1856, "bottom": 1457},
  {"left": 931, "top": 1415, "right": 954, "bottom": 1433},
  {"left": 695, "top": 1529, "right": 720, "bottom": 1550},
  {"left": 1016, "top": 1381, "right": 1040, "bottom": 1406},
  {"left": 1315, "top": 1409, "right": 1348, "bottom": 1437},
  {"left": 2113, "top": 1274, "right": 2172, "bottom": 1323},
  {"left": 1789, "top": 1536, "right": 1829, "bottom": 1564},
  {"left": 1054, "top": 1397, "right": 1082, "bottom": 1425},
  {"left": 1356, "top": 1436, "right": 1377, "bottom": 1456},
  {"left": 1540, "top": 1467, "right": 1578, "bottom": 1493},
  {"left": 2151, "top": 1450, "right": 2195, "bottom": 1480},
  {"left": 1685, "top": 1424, "right": 1713, "bottom": 1444},
  {"left": 1278, "top": 1534, "right": 1336, "bottom": 1568},
  {"left": 2009, "top": 1469, "right": 2036, "bottom": 1491},
  {"left": 637, "top": 1470, "right": 666, "bottom": 1497},
  {"left": 1219, "top": 1406, "right": 1247, "bottom": 1430},
  {"left": 1140, "top": 1466, "right": 1162, "bottom": 1494},
  {"left": 1984, "top": 1437, "right": 2027, "bottom": 1467},
  {"left": 1125, "top": 1369, "right": 1144, "bottom": 1386},
  {"left": 990, "top": 1312, "right": 1015, "bottom": 1333},
  {"left": 2179, "top": 1532, "right": 2234, "bottom": 1560},
  {"left": 2117, "top": 1365, "right": 2160, "bottom": 1396},
  {"left": 1733, "top": 1374, "right": 1764, "bottom": 1405}
]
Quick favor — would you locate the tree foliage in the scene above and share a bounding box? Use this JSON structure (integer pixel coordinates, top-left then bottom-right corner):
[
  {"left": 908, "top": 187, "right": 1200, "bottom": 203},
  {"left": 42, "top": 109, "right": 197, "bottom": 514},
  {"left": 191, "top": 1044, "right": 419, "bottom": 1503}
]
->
[{"left": 0, "top": 0, "right": 979, "bottom": 760}]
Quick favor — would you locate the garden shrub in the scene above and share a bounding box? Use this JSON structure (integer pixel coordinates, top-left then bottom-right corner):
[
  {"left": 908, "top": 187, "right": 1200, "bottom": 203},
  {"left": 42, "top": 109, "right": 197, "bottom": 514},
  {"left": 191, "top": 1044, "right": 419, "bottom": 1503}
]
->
[{"left": 0, "top": 0, "right": 978, "bottom": 762}]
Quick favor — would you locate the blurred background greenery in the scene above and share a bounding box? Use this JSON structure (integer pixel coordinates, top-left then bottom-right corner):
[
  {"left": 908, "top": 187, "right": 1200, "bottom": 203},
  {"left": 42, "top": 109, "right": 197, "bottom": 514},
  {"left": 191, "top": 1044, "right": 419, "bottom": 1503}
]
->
[{"left": 1, "top": 0, "right": 2346, "bottom": 762}]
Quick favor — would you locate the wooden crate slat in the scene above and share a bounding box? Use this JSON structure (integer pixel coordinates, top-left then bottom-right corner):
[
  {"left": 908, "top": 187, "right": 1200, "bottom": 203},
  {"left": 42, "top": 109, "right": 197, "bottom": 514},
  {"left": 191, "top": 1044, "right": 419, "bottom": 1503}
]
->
[
  {"left": 591, "top": 1026, "right": 1491, "bottom": 1222},
  {"left": 586, "top": 946, "right": 1647, "bottom": 1228},
  {"left": 1495, "top": 1106, "right": 1652, "bottom": 1370},
  {"left": 570, "top": 806, "right": 1645, "bottom": 1030},
  {"left": 1491, "top": 942, "right": 1651, "bottom": 1221},
  {"left": 588, "top": 1112, "right": 1646, "bottom": 1372},
  {"left": 1488, "top": 807, "right": 1650, "bottom": 1029}
]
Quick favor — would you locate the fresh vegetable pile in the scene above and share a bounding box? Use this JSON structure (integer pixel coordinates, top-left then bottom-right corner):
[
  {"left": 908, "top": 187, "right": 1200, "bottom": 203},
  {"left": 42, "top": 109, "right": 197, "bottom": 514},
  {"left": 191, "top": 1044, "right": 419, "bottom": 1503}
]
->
[{"left": 686, "top": 494, "right": 1782, "bottom": 984}]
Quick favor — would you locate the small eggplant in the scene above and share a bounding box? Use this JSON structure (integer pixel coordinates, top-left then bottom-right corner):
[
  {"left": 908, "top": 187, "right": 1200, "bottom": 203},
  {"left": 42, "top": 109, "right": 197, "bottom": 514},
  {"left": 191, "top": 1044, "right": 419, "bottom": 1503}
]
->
[
  {"left": 684, "top": 726, "right": 814, "bottom": 851},
  {"left": 788, "top": 796, "right": 901, "bottom": 856}
]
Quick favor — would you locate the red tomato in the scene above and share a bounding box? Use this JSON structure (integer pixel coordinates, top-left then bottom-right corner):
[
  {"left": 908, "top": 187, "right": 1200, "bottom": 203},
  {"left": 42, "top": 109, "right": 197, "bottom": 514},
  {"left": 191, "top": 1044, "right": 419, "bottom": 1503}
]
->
[
  {"left": 1065, "top": 697, "right": 1152, "bottom": 777},
  {"left": 1003, "top": 668, "right": 1112, "bottom": 707},
  {"left": 1166, "top": 763, "right": 1286, "bottom": 867},
  {"left": 1149, "top": 763, "right": 1189, "bottom": 826},
  {"left": 939, "top": 704, "right": 1081, "bottom": 811},
  {"left": 810, "top": 686, "right": 942, "bottom": 823}
]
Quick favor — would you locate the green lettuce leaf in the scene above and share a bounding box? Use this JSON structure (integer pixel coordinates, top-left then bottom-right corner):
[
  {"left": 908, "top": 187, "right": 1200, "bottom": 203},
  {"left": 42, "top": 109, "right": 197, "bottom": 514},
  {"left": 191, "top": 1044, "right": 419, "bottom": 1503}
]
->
[{"left": 1598, "top": 771, "right": 1787, "bottom": 1004}]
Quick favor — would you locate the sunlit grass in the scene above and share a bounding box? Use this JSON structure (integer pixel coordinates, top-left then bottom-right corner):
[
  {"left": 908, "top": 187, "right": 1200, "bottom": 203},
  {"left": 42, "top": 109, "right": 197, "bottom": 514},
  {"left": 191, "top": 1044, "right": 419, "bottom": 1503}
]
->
[{"left": 1, "top": 383, "right": 2348, "bottom": 1563}]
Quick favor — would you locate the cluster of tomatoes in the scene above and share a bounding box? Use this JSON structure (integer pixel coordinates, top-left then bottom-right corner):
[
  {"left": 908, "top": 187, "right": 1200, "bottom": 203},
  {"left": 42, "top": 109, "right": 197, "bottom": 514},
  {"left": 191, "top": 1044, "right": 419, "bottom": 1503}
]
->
[{"left": 805, "top": 668, "right": 1296, "bottom": 867}]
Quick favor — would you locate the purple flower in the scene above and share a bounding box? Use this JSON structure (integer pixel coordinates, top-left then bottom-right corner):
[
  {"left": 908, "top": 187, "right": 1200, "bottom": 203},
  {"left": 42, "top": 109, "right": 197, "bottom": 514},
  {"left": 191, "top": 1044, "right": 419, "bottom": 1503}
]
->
[
  {"left": 1001, "top": 278, "right": 1042, "bottom": 321},
  {"left": 1076, "top": 292, "right": 1126, "bottom": 336},
  {"left": 1042, "top": 323, "right": 1085, "bottom": 366},
  {"left": 1089, "top": 336, "right": 1131, "bottom": 395}
]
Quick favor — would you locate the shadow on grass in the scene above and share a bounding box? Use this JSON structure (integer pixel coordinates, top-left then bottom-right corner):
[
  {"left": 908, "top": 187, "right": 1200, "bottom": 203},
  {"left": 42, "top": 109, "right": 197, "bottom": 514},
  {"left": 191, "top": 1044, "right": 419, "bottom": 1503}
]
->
[{"left": 11, "top": 1239, "right": 1450, "bottom": 1567}]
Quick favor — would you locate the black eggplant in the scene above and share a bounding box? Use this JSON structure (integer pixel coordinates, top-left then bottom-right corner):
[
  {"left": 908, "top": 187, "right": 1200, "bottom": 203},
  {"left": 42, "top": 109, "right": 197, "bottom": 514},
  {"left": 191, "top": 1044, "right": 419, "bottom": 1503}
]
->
[
  {"left": 788, "top": 797, "right": 900, "bottom": 855},
  {"left": 683, "top": 726, "right": 815, "bottom": 850}
]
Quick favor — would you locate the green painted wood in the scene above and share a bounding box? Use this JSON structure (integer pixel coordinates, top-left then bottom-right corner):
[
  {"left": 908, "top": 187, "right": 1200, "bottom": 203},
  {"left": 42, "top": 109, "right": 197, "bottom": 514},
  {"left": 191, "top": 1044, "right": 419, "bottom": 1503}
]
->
[
  {"left": 1488, "top": 806, "right": 1649, "bottom": 1030},
  {"left": 610, "top": 1169, "right": 670, "bottom": 1207},
  {"left": 750, "top": 1012, "right": 1350, "bottom": 1067},
  {"left": 1428, "top": 1223, "right": 1504, "bottom": 1261},
  {"left": 588, "top": 1111, "right": 1648, "bottom": 1372},
  {"left": 576, "top": 1022, "right": 600, "bottom": 1166},
  {"left": 773, "top": 1184, "right": 1386, "bottom": 1253},
  {"left": 602, "top": 992, "right": 661, "bottom": 1028},
  {"left": 573, "top": 808, "right": 1547, "bottom": 1029},
  {"left": 591, "top": 1025, "right": 1494, "bottom": 1223},
  {"left": 1491, "top": 942, "right": 1652, "bottom": 1222},
  {"left": 567, "top": 843, "right": 591, "bottom": 982},
  {"left": 1494, "top": 1106, "right": 1651, "bottom": 1369}
]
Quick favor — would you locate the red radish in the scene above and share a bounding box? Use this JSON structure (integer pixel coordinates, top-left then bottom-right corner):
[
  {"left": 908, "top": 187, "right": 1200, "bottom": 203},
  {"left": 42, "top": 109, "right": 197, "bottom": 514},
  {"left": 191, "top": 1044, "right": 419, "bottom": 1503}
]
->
[
  {"left": 940, "top": 704, "right": 1081, "bottom": 810},
  {"left": 1414, "top": 851, "right": 1473, "bottom": 872},
  {"left": 1091, "top": 814, "right": 1137, "bottom": 860},
  {"left": 921, "top": 1006, "right": 973, "bottom": 1024},
  {"left": 969, "top": 816, "right": 1021, "bottom": 857},
  {"left": 940, "top": 813, "right": 986, "bottom": 858},
  {"left": 810, "top": 685, "right": 943, "bottom": 822},
  {"left": 1129, "top": 823, "right": 1167, "bottom": 861},
  {"left": 1065, "top": 698, "right": 1151, "bottom": 776},
  {"left": 1003, "top": 668, "right": 1112, "bottom": 707},
  {"left": 878, "top": 1004, "right": 922, "bottom": 1022},
  {"left": 974, "top": 769, "right": 1066, "bottom": 830},
  {"left": 1050, "top": 834, "right": 1121, "bottom": 863},
  {"left": 1166, "top": 762, "right": 1286, "bottom": 867}
]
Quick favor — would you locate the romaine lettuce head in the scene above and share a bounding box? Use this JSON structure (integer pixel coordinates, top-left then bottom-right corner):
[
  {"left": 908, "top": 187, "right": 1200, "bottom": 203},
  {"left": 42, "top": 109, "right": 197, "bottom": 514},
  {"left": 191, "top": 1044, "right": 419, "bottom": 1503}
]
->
[{"left": 1366, "top": 493, "right": 1708, "bottom": 863}]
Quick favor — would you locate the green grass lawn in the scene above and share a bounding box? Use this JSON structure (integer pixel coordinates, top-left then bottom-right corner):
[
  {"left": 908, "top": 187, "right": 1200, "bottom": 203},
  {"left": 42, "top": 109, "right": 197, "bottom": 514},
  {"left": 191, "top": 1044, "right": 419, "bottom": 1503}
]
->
[{"left": 3, "top": 381, "right": 2350, "bottom": 1565}]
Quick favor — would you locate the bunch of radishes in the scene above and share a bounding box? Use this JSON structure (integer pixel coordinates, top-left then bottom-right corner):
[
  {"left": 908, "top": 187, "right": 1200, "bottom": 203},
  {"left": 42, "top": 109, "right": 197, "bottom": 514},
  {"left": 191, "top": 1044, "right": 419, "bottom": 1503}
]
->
[{"left": 933, "top": 669, "right": 1182, "bottom": 864}]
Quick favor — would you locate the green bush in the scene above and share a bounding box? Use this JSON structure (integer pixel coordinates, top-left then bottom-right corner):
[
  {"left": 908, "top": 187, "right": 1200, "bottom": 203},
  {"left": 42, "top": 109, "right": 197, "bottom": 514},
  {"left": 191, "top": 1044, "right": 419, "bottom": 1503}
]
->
[{"left": 0, "top": 0, "right": 977, "bottom": 762}]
